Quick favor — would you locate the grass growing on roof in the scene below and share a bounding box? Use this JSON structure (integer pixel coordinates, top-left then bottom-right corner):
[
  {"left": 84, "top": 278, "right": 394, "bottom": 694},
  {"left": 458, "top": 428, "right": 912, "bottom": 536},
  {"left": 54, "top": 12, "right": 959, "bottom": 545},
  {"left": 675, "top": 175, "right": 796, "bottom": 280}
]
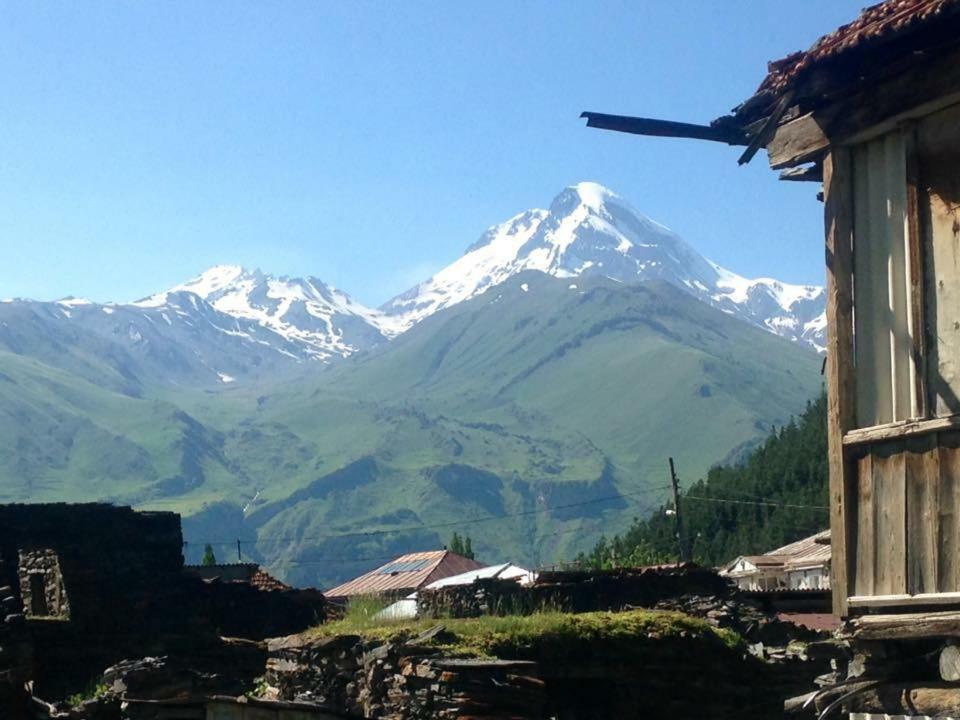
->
[{"left": 309, "top": 608, "right": 744, "bottom": 659}]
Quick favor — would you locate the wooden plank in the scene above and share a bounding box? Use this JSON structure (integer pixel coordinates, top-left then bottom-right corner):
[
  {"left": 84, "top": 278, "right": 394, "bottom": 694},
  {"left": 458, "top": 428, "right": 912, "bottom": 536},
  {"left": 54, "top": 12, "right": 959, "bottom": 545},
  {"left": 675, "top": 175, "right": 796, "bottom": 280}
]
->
[
  {"left": 850, "top": 610, "right": 960, "bottom": 640},
  {"left": 767, "top": 112, "right": 830, "bottom": 169},
  {"left": 843, "top": 415, "right": 960, "bottom": 446},
  {"left": 762, "top": 45, "right": 960, "bottom": 168},
  {"left": 779, "top": 163, "right": 823, "bottom": 182},
  {"left": 885, "top": 131, "right": 912, "bottom": 423},
  {"left": 907, "top": 437, "right": 939, "bottom": 594},
  {"left": 940, "top": 442, "right": 960, "bottom": 592},
  {"left": 918, "top": 103, "right": 960, "bottom": 418},
  {"left": 849, "top": 591, "right": 960, "bottom": 608},
  {"left": 904, "top": 122, "right": 928, "bottom": 419},
  {"left": 825, "top": 37, "right": 960, "bottom": 146},
  {"left": 873, "top": 449, "right": 907, "bottom": 596},
  {"left": 852, "top": 140, "right": 888, "bottom": 427},
  {"left": 823, "top": 148, "right": 857, "bottom": 616},
  {"left": 579, "top": 112, "right": 748, "bottom": 145},
  {"left": 855, "top": 454, "right": 875, "bottom": 597}
]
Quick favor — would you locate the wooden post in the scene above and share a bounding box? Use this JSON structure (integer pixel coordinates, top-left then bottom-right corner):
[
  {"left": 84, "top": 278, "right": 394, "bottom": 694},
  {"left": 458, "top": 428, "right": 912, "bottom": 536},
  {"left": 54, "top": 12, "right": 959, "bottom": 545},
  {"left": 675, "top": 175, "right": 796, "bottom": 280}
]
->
[
  {"left": 823, "top": 148, "right": 857, "bottom": 617},
  {"left": 903, "top": 122, "right": 928, "bottom": 419},
  {"left": 669, "top": 458, "right": 686, "bottom": 562}
]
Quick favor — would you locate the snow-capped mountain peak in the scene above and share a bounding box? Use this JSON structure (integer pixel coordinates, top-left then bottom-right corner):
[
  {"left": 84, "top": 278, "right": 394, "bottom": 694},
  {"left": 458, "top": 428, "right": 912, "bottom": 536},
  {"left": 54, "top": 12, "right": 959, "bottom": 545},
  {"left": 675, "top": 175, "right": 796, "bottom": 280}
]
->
[
  {"left": 383, "top": 182, "right": 826, "bottom": 350},
  {"left": 136, "top": 265, "right": 397, "bottom": 360}
]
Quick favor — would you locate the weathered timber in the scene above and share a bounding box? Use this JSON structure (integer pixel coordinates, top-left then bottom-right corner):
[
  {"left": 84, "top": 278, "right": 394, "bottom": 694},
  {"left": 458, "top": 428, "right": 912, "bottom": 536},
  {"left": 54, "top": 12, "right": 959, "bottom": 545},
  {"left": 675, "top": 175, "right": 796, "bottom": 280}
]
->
[
  {"left": 843, "top": 416, "right": 960, "bottom": 446},
  {"left": 579, "top": 112, "right": 748, "bottom": 145},
  {"left": 939, "top": 643, "right": 960, "bottom": 681},
  {"left": 767, "top": 112, "right": 829, "bottom": 169},
  {"left": 904, "top": 122, "right": 929, "bottom": 419},
  {"left": 763, "top": 42, "right": 960, "bottom": 168},
  {"left": 847, "top": 610, "right": 960, "bottom": 640},
  {"left": 847, "top": 682, "right": 960, "bottom": 716},
  {"left": 823, "top": 148, "right": 856, "bottom": 616},
  {"left": 779, "top": 164, "right": 823, "bottom": 182}
]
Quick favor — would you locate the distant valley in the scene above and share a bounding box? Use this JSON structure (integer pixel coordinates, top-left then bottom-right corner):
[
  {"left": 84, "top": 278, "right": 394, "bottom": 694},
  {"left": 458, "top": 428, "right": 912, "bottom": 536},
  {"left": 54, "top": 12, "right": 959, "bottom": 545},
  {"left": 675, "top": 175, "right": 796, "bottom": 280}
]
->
[{"left": 0, "top": 183, "right": 824, "bottom": 587}]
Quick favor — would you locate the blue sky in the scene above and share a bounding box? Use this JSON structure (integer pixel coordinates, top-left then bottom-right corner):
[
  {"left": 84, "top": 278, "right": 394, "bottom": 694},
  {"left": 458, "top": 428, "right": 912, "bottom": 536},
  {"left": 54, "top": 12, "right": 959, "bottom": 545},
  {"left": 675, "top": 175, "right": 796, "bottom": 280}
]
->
[{"left": 1, "top": 1, "right": 864, "bottom": 306}]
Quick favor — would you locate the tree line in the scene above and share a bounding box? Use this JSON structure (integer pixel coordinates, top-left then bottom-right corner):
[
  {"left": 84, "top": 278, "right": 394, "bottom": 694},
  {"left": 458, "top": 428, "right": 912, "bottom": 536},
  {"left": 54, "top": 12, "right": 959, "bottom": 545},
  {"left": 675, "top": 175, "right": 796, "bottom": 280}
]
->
[{"left": 579, "top": 394, "right": 828, "bottom": 569}]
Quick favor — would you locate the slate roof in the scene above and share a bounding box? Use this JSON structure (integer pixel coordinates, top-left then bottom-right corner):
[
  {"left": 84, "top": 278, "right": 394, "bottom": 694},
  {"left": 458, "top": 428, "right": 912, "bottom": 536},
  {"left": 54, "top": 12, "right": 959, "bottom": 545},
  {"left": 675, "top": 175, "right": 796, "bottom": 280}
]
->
[{"left": 324, "top": 550, "right": 485, "bottom": 598}]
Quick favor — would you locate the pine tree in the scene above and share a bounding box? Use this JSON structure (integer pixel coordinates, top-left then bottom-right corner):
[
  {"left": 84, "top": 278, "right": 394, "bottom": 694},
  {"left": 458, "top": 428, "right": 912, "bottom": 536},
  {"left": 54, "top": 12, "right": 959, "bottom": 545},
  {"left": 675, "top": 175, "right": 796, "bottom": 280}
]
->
[
  {"left": 202, "top": 543, "right": 217, "bottom": 566},
  {"left": 449, "top": 532, "right": 463, "bottom": 555},
  {"left": 463, "top": 536, "right": 474, "bottom": 560},
  {"left": 581, "top": 394, "right": 828, "bottom": 568}
]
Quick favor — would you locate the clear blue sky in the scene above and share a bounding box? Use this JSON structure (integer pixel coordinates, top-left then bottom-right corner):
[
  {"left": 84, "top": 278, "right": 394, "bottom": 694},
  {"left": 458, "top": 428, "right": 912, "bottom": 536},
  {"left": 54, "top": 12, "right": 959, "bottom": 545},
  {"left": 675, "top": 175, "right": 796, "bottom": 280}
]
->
[{"left": 0, "top": 1, "right": 864, "bottom": 306}]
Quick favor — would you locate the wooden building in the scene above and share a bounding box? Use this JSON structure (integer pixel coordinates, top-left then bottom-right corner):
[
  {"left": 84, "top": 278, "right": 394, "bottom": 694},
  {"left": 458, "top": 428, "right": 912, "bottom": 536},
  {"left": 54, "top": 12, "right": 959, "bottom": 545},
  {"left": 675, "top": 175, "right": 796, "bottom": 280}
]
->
[{"left": 584, "top": 0, "right": 960, "bottom": 623}]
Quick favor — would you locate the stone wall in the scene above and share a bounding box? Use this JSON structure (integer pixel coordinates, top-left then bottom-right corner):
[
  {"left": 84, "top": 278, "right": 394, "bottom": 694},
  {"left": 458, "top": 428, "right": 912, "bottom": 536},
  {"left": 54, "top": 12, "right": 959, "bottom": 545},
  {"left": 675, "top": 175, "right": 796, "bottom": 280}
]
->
[
  {"left": 418, "top": 564, "right": 732, "bottom": 619},
  {"left": 0, "top": 503, "right": 326, "bottom": 704},
  {"left": 18, "top": 548, "right": 70, "bottom": 620},
  {"left": 260, "top": 615, "right": 815, "bottom": 720},
  {"left": 265, "top": 632, "right": 545, "bottom": 719}
]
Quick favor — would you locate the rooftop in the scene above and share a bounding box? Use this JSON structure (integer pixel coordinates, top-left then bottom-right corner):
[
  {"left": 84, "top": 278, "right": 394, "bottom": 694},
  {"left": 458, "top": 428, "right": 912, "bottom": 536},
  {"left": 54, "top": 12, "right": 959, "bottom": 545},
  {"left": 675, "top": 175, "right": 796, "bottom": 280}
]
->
[{"left": 324, "top": 550, "right": 485, "bottom": 599}]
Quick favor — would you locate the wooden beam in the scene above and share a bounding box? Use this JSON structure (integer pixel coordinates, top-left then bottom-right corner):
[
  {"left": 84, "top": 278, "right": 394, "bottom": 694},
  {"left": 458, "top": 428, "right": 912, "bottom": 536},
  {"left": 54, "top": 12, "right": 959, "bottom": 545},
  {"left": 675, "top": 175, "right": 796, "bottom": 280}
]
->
[
  {"left": 847, "top": 683, "right": 960, "bottom": 716},
  {"left": 843, "top": 416, "right": 960, "bottom": 446},
  {"left": 903, "top": 122, "right": 929, "bottom": 419},
  {"left": 779, "top": 163, "right": 823, "bottom": 182},
  {"left": 848, "top": 610, "right": 960, "bottom": 640},
  {"left": 767, "top": 112, "right": 830, "bottom": 169},
  {"left": 761, "top": 43, "right": 960, "bottom": 169},
  {"left": 823, "top": 148, "right": 857, "bottom": 618},
  {"left": 849, "top": 591, "right": 960, "bottom": 608},
  {"left": 579, "top": 112, "right": 748, "bottom": 145}
]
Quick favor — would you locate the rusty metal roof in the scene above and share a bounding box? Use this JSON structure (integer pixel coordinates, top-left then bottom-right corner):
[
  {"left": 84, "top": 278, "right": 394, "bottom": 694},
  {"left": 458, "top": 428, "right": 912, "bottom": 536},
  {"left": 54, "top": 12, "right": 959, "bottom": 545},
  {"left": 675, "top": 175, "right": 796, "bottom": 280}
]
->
[
  {"left": 324, "top": 550, "right": 485, "bottom": 598},
  {"left": 763, "top": 530, "right": 831, "bottom": 570},
  {"left": 759, "top": 0, "right": 958, "bottom": 95},
  {"left": 722, "top": 530, "right": 831, "bottom": 576}
]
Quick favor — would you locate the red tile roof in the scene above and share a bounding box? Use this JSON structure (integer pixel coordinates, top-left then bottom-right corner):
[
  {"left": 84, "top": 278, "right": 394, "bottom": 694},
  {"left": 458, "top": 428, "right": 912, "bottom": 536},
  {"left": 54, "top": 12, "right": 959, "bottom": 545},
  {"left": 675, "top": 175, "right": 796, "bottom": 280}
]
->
[
  {"left": 757, "top": 0, "right": 960, "bottom": 97},
  {"left": 324, "top": 550, "right": 485, "bottom": 599}
]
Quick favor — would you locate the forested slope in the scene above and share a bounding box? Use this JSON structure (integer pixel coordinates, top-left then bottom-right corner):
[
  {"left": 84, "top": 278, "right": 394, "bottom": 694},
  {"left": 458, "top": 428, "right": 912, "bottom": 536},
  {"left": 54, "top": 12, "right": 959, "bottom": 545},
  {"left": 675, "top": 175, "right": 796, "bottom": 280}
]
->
[{"left": 582, "top": 394, "right": 828, "bottom": 568}]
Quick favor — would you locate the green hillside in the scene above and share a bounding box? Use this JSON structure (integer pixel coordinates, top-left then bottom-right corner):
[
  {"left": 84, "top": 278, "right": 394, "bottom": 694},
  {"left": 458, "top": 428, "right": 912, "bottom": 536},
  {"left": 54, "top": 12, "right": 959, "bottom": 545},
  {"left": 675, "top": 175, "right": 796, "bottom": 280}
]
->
[
  {"left": 581, "top": 394, "right": 829, "bottom": 568},
  {"left": 0, "top": 274, "right": 823, "bottom": 588}
]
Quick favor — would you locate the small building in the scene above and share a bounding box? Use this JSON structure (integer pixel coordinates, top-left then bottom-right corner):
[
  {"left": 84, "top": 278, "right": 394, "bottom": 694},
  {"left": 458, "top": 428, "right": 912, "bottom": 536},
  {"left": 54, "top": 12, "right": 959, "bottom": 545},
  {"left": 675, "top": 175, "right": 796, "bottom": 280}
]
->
[
  {"left": 324, "top": 550, "right": 485, "bottom": 602},
  {"left": 583, "top": 0, "right": 960, "bottom": 620},
  {"left": 375, "top": 562, "right": 535, "bottom": 620},
  {"left": 721, "top": 531, "right": 831, "bottom": 592}
]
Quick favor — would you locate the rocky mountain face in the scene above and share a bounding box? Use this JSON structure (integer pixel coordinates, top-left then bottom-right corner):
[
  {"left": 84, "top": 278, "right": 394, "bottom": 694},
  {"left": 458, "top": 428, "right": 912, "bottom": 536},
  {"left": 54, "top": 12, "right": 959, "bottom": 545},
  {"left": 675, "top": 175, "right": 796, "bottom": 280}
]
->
[{"left": 383, "top": 182, "right": 826, "bottom": 350}]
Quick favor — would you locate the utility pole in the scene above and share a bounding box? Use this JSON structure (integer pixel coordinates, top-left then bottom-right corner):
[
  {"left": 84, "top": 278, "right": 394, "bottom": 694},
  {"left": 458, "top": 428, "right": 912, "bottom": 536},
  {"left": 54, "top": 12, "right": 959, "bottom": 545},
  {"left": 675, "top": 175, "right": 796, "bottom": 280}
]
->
[{"left": 669, "top": 457, "right": 686, "bottom": 563}]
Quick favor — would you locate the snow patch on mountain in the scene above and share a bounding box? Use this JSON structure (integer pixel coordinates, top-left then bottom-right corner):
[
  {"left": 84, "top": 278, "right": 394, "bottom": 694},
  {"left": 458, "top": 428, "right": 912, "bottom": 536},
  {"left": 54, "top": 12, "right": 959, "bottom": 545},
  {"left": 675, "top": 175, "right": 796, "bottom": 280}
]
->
[
  {"left": 136, "top": 266, "right": 398, "bottom": 360},
  {"left": 383, "top": 182, "right": 826, "bottom": 350}
]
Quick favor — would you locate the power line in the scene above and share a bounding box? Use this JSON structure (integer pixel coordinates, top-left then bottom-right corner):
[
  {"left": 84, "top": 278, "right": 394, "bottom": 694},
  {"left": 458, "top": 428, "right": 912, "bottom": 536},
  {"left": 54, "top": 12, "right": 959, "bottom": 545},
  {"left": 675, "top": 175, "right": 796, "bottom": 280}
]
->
[
  {"left": 683, "top": 494, "right": 829, "bottom": 511},
  {"left": 244, "top": 523, "right": 606, "bottom": 568},
  {"left": 187, "top": 484, "right": 675, "bottom": 548}
]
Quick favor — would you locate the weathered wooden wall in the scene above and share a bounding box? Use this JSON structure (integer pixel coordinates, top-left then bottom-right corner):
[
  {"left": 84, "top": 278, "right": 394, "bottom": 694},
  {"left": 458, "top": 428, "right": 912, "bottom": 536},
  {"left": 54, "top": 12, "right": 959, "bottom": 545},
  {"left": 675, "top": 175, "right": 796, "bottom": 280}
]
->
[{"left": 852, "top": 432, "right": 960, "bottom": 599}]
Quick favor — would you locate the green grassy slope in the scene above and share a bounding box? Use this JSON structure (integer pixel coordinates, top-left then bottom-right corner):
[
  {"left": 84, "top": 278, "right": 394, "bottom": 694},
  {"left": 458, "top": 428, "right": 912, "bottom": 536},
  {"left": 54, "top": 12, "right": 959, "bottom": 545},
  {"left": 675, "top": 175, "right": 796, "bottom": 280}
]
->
[{"left": 0, "top": 274, "right": 823, "bottom": 588}]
